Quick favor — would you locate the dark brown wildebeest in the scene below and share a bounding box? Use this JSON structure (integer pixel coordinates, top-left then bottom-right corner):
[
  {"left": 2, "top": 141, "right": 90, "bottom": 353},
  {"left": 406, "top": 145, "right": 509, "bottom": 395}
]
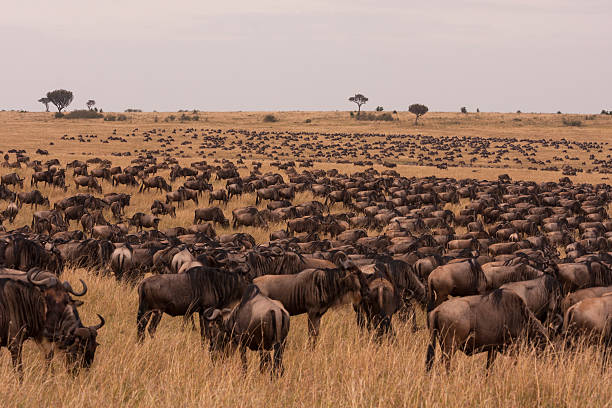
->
[
  {"left": 255, "top": 188, "right": 279, "bottom": 205},
  {"left": 425, "top": 289, "right": 549, "bottom": 371},
  {"left": 233, "top": 209, "right": 267, "bottom": 228},
  {"left": 128, "top": 212, "right": 160, "bottom": 232},
  {"left": 90, "top": 167, "right": 111, "bottom": 181},
  {"left": 227, "top": 183, "right": 243, "bottom": 200},
  {"left": 0, "top": 269, "right": 104, "bottom": 378},
  {"left": 286, "top": 216, "right": 322, "bottom": 236},
  {"left": 1, "top": 172, "right": 24, "bottom": 188},
  {"left": 31, "top": 170, "right": 54, "bottom": 188},
  {"left": 64, "top": 205, "right": 87, "bottom": 224},
  {"left": 427, "top": 259, "right": 487, "bottom": 311},
  {"left": 325, "top": 190, "right": 351, "bottom": 210},
  {"left": 112, "top": 173, "right": 137, "bottom": 187},
  {"left": 563, "top": 293, "right": 612, "bottom": 364},
  {"left": 355, "top": 273, "right": 400, "bottom": 339},
  {"left": 0, "top": 184, "right": 16, "bottom": 202},
  {"left": 1, "top": 236, "right": 64, "bottom": 275},
  {"left": 16, "top": 190, "right": 49, "bottom": 209},
  {"left": 140, "top": 176, "right": 172, "bottom": 193},
  {"left": 74, "top": 175, "right": 103, "bottom": 194},
  {"left": 194, "top": 207, "right": 229, "bottom": 227},
  {"left": 556, "top": 262, "right": 612, "bottom": 294},
  {"left": 136, "top": 267, "right": 248, "bottom": 342},
  {"left": 500, "top": 274, "right": 562, "bottom": 328},
  {"left": 80, "top": 210, "right": 108, "bottom": 235},
  {"left": 209, "top": 189, "right": 228, "bottom": 205},
  {"left": 204, "top": 285, "right": 290, "bottom": 376},
  {"left": 151, "top": 200, "right": 176, "bottom": 218},
  {"left": 32, "top": 209, "right": 68, "bottom": 233},
  {"left": 253, "top": 266, "right": 362, "bottom": 347}
]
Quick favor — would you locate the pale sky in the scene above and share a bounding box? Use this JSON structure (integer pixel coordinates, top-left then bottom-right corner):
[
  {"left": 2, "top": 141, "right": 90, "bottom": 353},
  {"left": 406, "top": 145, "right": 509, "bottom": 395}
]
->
[{"left": 1, "top": 0, "right": 610, "bottom": 113}]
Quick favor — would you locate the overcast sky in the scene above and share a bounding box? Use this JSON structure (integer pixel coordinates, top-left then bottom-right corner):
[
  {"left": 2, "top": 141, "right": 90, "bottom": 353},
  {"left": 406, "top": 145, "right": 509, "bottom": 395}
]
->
[{"left": 1, "top": 0, "right": 610, "bottom": 113}]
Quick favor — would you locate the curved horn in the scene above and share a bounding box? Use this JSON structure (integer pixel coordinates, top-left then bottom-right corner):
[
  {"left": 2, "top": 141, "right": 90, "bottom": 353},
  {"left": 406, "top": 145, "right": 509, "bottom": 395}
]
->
[
  {"left": 27, "top": 268, "right": 58, "bottom": 287},
  {"left": 64, "top": 279, "right": 87, "bottom": 296},
  {"left": 90, "top": 314, "right": 105, "bottom": 331}
]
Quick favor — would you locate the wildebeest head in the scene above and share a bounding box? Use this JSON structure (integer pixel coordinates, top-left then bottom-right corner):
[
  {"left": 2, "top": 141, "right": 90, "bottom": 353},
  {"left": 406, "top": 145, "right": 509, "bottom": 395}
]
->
[
  {"left": 202, "top": 306, "right": 235, "bottom": 360},
  {"left": 27, "top": 269, "right": 105, "bottom": 371}
]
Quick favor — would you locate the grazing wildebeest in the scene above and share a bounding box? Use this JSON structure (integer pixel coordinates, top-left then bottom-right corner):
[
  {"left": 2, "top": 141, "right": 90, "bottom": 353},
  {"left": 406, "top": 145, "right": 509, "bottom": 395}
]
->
[
  {"left": 194, "top": 207, "right": 229, "bottom": 226},
  {"left": 31, "top": 170, "right": 54, "bottom": 188},
  {"left": 355, "top": 273, "right": 400, "bottom": 339},
  {"left": 255, "top": 188, "right": 279, "bottom": 205},
  {"left": 74, "top": 175, "right": 103, "bottom": 194},
  {"left": 16, "top": 190, "right": 49, "bottom": 209},
  {"left": 204, "top": 285, "right": 290, "bottom": 376},
  {"left": 0, "top": 269, "right": 104, "bottom": 378},
  {"left": 1, "top": 172, "right": 24, "bottom": 188},
  {"left": 140, "top": 176, "right": 172, "bottom": 193},
  {"left": 112, "top": 173, "right": 137, "bottom": 187},
  {"left": 136, "top": 267, "right": 248, "bottom": 342},
  {"left": 254, "top": 266, "right": 362, "bottom": 347},
  {"left": 128, "top": 212, "right": 160, "bottom": 232},
  {"left": 151, "top": 200, "right": 176, "bottom": 218},
  {"left": 425, "top": 289, "right": 549, "bottom": 371},
  {"left": 209, "top": 189, "right": 229, "bottom": 205}
]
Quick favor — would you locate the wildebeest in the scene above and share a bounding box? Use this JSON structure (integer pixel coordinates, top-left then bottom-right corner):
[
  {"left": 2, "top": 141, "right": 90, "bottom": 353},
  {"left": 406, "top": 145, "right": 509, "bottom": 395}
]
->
[
  {"left": 209, "top": 189, "right": 229, "bottom": 205},
  {"left": 112, "top": 173, "right": 137, "bottom": 187},
  {"left": 74, "top": 175, "right": 103, "bottom": 194},
  {"left": 151, "top": 200, "right": 176, "bottom": 218},
  {"left": 427, "top": 259, "right": 486, "bottom": 311},
  {"left": 16, "top": 190, "right": 49, "bottom": 209},
  {"left": 0, "top": 269, "right": 104, "bottom": 377},
  {"left": 204, "top": 285, "right": 290, "bottom": 375},
  {"left": 563, "top": 292, "right": 612, "bottom": 364},
  {"left": 140, "top": 176, "right": 172, "bottom": 193},
  {"left": 194, "top": 207, "right": 229, "bottom": 227},
  {"left": 128, "top": 212, "right": 160, "bottom": 232},
  {"left": 425, "top": 289, "right": 549, "bottom": 371},
  {"left": 561, "top": 285, "right": 612, "bottom": 315},
  {"left": 2, "top": 202, "right": 18, "bottom": 223},
  {"left": 254, "top": 266, "right": 362, "bottom": 346},
  {"left": 136, "top": 267, "right": 247, "bottom": 342},
  {"left": 1, "top": 172, "right": 24, "bottom": 188}
]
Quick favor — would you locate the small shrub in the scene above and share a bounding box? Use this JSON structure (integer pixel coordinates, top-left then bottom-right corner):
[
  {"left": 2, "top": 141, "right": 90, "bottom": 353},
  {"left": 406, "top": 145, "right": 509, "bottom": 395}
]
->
[
  {"left": 54, "top": 112, "right": 64, "bottom": 118},
  {"left": 355, "top": 112, "right": 395, "bottom": 121},
  {"left": 263, "top": 114, "right": 278, "bottom": 123},
  {"left": 375, "top": 106, "right": 384, "bottom": 112},
  {"left": 562, "top": 117, "right": 582, "bottom": 127},
  {"left": 63, "top": 110, "right": 103, "bottom": 119},
  {"left": 305, "top": 119, "right": 312, "bottom": 123},
  {"left": 557, "top": 111, "right": 562, "bottom": 114},
  {"left": 476, "top": 108, "right": 480, "bottom": 113},
  {"left": 460, "top": 107, "right": 468, "bottom": 114},
  {"left": 584, "top": 115, "right": 596, "bottom": 121},
  {"left": 124, "top": 108, "right": 142, "bottom": 112},
  {"left": 164, "top": 115, "right": 176, "bottom": 122},
  {"left": 392, "top": 110, "right": 397, "bottom": 114},
  {"left": 516, "top": 110, "right": 522, "bottom": 114},
  {"left": 350, "top": 112, "right": 355, "bottom": 118},
  {"left": 104, "top": 114, "right": 116, "bottom": 121},
  {"left": 600, "top": 109, "right": 610, "bottom": 115},
  {"left": 154, "top": 116, "right": 158, "bottom": 123},
  {"left": 117, "top": 114, "right": 128, "bottom": 121}
]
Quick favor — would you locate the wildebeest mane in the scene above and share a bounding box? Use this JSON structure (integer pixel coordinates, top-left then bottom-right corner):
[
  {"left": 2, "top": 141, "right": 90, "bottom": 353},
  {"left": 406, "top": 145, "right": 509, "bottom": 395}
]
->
[
  {"left": 187, "top": 267, "right": 244, "bottom": 311},
  {"left": 0, "top": 278, "right": 46, "bottom": 346}
]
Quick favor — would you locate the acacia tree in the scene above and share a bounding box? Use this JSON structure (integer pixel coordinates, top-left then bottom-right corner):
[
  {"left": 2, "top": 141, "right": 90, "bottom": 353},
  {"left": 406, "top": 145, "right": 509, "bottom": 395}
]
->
[
  {"left": 38, "top": 97, "right": 50, "bottom": 112},
  {"left": 408, "top": 103, "right": 428, "bottom": 125},
  {"left": 86, "top": 100, "right": 96, "bottom": 110},
  {"left": 46, "top": 89, "right": 74, "bottom": 112},
  {"left": 348, "top": 93, "right": 368, "bottom": 117}
]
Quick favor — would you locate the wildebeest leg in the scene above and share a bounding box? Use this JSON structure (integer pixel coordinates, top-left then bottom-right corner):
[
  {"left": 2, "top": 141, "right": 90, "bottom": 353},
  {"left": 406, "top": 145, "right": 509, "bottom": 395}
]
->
[
  {"left": 259, "top": 350, "right": 272, "bottom": 373},
  {"left": 136, "top": 312, "right": 152, "bottom": 342},
  {"left": 198, "top": 313, "right": 211, "bottom": 347},
  {"left": 273, "top": 340, "right": 286, "bottom": 377},
  {"left": 147, "top": 312, "right": 163, "bottom": 338},
  {"left": 486, "top": 349, "right": 497, "bottom": 370},
  {"left": 8, "top": 334, "right": 25, "bottom": 380},
  {"left": 354, "top": 304, "right": 366, "bottom": 330},
  {"left": 307, "top": 312, "right": 322, "bottom": 348},
  {"left": 240, "top": 346, "right": 248, "bottom": 373}
]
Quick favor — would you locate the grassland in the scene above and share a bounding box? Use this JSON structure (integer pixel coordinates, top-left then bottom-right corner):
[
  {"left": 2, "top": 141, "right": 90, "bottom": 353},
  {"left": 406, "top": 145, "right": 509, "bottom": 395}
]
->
[{"left": 0, "top": 111, "right": 611, "bottom": 407}]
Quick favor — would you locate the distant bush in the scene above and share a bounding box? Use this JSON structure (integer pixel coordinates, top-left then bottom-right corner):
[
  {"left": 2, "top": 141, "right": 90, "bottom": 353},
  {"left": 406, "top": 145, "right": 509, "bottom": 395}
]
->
[
  {"left": 557, "top": 111, "right": 562, "bottom": 114},
  {"left": 460, "top": 107, "right": 468, "bottom": 114},
  {"left": 63, "top": 110, "right": 103, "bottom": 119},
  {"left": 375, "top": 106, "right": 384, "bottom": 112},
  {"left": 601, "top": 110, "right": 611, "bottom": 115},
  {"left": 117, "top": 114, "right": 128, "bottom": 121},
  {"left": 179, "top": 113, "right": 200, "bottom": 121},
  {"left": 263, "top": 114, "right": 278, "bottom": 123},
  {"left": 562, "top": 117, "right": 582, "bottom": 127},
  {"left": 516, "top": 110, "right": 522, "bottom": 114},
  {"left": 124, "top": 108, "right": 142, "bottom": 112},
  {"left": 104, "top": 114, "right": 116, "bottom": 121},
  {"left": 356, "top": 112, "right": 395, "bottom": 121},
  {"left": 305, "top": 118, "right": 312, "bottom": 123},
  {"left": 392, "top": 110, "right": 397, "bottom": 114},
  {"left": 54, "top": 112, "right": 64, "bottom": 118},
  {"left": 164, "top": 115, "right": 176, "bottom": 122},
  {"left": 584, "top": 115, "right": 596, "bottom": 121},
  {"left": 350, "top": 112, "right": 355, "bottom": 118}
]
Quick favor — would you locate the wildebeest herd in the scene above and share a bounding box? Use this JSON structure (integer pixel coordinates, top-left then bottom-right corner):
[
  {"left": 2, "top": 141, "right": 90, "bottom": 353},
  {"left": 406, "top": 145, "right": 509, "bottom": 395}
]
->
[{"left": 0, "top": 148, "right": 611, "bottom": 379}]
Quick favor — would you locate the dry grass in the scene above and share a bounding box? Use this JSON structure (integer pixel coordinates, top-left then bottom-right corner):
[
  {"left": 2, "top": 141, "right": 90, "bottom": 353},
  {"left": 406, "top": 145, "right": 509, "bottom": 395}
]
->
[{"left": 0, "top": 112, "right": 611, "bottom": 406}]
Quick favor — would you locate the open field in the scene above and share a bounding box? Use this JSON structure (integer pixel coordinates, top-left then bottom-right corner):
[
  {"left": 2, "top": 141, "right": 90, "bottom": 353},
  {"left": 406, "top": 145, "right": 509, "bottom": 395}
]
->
[{"left": 0, "top": 111, "right": 611, "bottom": 407}]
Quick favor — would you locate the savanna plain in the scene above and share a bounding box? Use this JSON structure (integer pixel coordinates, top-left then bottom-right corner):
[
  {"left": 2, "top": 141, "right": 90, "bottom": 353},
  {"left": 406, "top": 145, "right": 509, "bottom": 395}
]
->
[{"left": 0, "top": 111, "right": 611, "bottom": 407}]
